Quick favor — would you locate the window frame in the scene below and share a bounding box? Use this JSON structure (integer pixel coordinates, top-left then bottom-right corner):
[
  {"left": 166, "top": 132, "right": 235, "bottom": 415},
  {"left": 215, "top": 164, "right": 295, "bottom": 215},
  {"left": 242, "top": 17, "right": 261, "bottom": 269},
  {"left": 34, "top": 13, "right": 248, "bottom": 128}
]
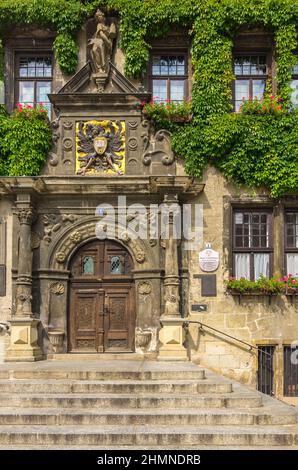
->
[
  {"left": 291, "top": 55, "right": 298, "bottom": 108},
  {"left": 148, "top": 50, "right": 189, "bottom": 102},
  {"left": 284, "top": 209, "right": 298, "bottom": 275},
  {"left": 232, "top": 52, "right": 269, "bottom": 112},
  {"left": 14, "top": 52, "right": 53, "bottom": 115},
  {"left": 232, "top": 208, "right": 273, "bottom": 280}
]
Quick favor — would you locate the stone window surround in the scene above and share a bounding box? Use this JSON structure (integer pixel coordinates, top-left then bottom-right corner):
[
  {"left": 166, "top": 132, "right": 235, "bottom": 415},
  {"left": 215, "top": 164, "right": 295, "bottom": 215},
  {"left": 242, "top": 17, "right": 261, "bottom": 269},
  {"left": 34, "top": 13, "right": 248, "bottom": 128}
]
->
[
  {"left": 223, "top": 196, "right": 298, "bottom": 279},
  {"left": 232, "top": 208, "right": 273, "bottom": 280}
]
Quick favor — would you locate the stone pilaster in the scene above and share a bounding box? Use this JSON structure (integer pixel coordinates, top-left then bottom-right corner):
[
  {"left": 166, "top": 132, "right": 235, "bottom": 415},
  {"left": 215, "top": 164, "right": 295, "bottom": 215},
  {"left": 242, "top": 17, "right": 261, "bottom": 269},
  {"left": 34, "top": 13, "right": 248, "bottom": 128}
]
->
[
  {"left": 158, "top": 194, "right": 188, "bottom": 361},
  {"left": 5, "top": 205, "right": 44, "bottom": 361}
]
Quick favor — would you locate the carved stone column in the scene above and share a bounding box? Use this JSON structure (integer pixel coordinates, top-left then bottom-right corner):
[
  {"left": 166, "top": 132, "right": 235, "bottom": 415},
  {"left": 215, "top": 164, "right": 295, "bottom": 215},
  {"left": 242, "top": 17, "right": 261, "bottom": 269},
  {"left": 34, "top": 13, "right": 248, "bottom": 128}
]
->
[
  {"left": 6, "top": 205, "right": 44, "bottom": 362},
  {"left": 158, "top": 194, "right": 188, "bottom": 361}
]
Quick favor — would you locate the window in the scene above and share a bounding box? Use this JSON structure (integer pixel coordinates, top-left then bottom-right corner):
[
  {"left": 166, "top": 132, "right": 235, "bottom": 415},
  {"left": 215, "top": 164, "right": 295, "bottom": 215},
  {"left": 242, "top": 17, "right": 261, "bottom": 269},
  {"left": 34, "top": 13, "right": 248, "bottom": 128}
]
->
[
  {"left": 15, "top": 54, "right": 52, "bottom": 116},
  {"left": 284, "top": 345, "right": 298, "bottom": 397},
  {"left": 291, "top": 59, "right": 298, "bottom": 108},
  {"left": 82, "top": 256, "right": 94, "bottom": 275},
  {"left": 285, "top": 211, "right": 298, "bottom": 275},
  {"left": 233, "top": 210, "right": 273, "bottom": 280},
  {"left": 150, "top": 54, "right": 188, "bottom": 102},
  {"left": 233, "top": 55, "right": 267, "bottom": 111},
  {"left": 110, "top": 256, "right": 122, "bottom": 275}
]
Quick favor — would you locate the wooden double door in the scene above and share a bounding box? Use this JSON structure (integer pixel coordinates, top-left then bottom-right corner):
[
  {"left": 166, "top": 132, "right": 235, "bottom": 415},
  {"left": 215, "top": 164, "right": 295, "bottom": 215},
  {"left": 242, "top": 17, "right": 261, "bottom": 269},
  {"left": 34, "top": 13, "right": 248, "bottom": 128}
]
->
[{"left": 68, "top": 240, "right": 135, "bottom": 353}]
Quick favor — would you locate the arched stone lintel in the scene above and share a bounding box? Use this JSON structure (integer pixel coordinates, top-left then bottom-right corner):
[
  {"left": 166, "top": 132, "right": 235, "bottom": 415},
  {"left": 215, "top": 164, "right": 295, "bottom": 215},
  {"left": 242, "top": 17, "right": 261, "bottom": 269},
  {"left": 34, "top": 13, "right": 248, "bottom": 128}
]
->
[{"left": 47, "top": 218, "right": 157, "bottom": 271}]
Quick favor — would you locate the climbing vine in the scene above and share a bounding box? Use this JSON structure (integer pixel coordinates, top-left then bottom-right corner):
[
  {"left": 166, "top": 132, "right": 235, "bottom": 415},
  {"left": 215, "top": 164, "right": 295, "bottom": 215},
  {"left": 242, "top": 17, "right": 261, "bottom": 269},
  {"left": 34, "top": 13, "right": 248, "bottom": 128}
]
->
[{"left": 0, "top": 1, "right": 297, "bottom": 196}]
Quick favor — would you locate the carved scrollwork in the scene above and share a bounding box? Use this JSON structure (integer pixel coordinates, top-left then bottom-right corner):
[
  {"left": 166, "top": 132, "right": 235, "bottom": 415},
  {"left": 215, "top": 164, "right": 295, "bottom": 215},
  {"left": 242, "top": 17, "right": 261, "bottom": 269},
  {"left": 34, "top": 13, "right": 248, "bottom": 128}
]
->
[
  {"left": 142, "top": 129, "right": 175, "bottom": 167},
  {"left": 43, "top": 214, "right": 77, "bottom": 244}
]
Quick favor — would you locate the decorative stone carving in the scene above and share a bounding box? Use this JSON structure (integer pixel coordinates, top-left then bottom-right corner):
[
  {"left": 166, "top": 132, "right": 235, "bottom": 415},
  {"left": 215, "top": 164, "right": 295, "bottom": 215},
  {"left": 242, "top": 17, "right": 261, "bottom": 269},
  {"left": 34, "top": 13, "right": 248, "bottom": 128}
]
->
[
  {"left": 135, "top": 248, "right": 146, "bottom": 264},
  {"left": 55, "top": 252, "right": 66, "bottom": 264},
  {"left": 48, "top": 152, "right": 59, "bottom": 167},
  {"left": 135, "top": 328, "right": 152, "bottom": 351},
  {"left": 76, "top": 120, "right": 125, "bottom": 175},
  {"left": 128, "top": 121, "right": 138, "bottom": 130},
  {"left": 128, "top": 137, "right": 138, "bottom": 150},
  {"left": 31, "top": 232, "right": 40, "bottom": 250},
  {"left": 43, "top": 213, "right": 77, "bottom": 244},
  {"left": 48, "top": 330, "right": 65, "bottom": 354},
  {"left": 89, "top": 9, "right": 116, "bottom": 92},
  {"left": 62, "top": 137, "right": 73, "bottom": 151},
  {"left": 50, "top": 282, "right": 65, "bottom": 296},
  {"left": 142, "top": 130, "right": 175, "bottom": 166},
  {"left": 63, "top": 121, "right": 73, "bottom": 130},
  {"left": 17, "top": 208, "right": 36, "bottom": 225},
  {"left": 138, "top": 281, "right": 152, "bottom": 295},
  {"left": 69, "top": 231, "right": 82, "bottom": 243}
]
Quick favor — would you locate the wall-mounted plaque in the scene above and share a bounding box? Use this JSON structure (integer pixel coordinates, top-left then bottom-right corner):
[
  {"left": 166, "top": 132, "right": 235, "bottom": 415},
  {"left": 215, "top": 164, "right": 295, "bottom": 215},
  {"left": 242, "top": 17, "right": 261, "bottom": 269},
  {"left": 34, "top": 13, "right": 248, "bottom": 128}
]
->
[{"left": 199, "top": 248, "right": 219, "bottom": 272}]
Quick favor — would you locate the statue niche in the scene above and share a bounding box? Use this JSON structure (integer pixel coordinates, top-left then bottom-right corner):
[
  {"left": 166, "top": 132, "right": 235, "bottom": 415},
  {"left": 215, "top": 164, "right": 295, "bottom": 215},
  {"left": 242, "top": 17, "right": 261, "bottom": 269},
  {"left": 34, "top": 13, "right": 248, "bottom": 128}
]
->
[{"left": 89, "top": 9, "right": 116, "bottom": 92}]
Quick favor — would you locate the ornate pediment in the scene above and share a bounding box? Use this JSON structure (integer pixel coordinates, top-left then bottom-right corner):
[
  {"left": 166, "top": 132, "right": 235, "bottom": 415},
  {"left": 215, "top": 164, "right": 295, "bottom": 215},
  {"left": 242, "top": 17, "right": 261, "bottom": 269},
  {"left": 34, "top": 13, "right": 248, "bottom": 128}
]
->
[{"left": 57, "top": 61, "right": 142, "bottom": 95}]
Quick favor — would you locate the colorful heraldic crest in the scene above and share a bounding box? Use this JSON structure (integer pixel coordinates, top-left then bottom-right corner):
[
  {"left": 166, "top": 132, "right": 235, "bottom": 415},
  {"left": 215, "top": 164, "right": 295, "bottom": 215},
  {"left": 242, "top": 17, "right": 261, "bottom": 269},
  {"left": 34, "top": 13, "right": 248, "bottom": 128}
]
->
[{"left": 76, "top": 120, "right": 125, "bottom": 175}]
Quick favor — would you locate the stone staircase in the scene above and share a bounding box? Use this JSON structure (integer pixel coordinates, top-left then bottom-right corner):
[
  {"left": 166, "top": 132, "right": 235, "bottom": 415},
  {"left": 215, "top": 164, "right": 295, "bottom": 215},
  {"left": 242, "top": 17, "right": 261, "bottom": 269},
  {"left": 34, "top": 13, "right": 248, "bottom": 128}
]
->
[{"left": 0, "top": 360, "right": 297, "bottom": 449}]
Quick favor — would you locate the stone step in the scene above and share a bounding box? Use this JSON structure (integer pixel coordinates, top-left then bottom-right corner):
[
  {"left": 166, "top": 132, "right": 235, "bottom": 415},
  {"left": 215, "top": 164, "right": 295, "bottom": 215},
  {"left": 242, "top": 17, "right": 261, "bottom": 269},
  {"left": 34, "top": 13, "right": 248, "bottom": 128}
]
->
[
  {"left": 2, "top": 369, "right": 206, "bottom": 381},
  {"left": 0, "top": 379, "right": 232, "bottom": 394},
  {"left": 0, "top": 424, "right": 297, "bottom": 446},
  {"left": 0, "top": 393, "right": 263, "bottom": 409},
  {"left": 0, "top": 407, "right": 295, "bottom": 426}
]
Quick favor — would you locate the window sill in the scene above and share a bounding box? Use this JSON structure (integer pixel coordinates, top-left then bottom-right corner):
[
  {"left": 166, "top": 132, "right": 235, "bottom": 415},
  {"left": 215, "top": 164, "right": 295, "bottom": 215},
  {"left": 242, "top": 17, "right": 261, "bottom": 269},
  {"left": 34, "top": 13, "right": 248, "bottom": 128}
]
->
[{"left": 227, "top": 290, "right": 279, "bottom": 305}]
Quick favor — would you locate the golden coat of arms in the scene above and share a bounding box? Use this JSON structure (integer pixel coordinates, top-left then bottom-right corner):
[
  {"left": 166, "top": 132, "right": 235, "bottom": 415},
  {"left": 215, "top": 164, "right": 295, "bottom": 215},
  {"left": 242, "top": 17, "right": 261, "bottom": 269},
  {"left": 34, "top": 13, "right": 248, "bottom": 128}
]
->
[{"left": 76, "top": 120, "right": 125, "bottom": 175}]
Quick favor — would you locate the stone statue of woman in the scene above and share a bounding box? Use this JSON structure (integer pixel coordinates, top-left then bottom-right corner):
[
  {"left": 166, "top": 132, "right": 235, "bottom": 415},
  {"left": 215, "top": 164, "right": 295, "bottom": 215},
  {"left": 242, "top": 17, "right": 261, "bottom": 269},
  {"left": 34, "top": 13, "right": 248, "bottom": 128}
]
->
[{"left": 89, "top": 10, "right": 116, "bottom": 75}]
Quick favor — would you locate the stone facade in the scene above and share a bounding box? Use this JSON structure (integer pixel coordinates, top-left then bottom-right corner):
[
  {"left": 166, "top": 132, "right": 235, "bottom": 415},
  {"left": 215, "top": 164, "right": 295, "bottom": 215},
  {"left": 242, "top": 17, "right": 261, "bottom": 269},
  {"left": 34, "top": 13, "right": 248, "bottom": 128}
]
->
[{"left": 0, "top": 13, "right": 297, "bottom": 404}]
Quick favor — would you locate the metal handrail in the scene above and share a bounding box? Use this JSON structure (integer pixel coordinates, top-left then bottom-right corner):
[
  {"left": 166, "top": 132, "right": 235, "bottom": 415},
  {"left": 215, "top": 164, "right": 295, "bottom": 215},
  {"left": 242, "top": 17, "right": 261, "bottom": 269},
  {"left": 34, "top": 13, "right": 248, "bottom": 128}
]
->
[{"left": 183, "top": 320, "right": 272, "bottom": 358}]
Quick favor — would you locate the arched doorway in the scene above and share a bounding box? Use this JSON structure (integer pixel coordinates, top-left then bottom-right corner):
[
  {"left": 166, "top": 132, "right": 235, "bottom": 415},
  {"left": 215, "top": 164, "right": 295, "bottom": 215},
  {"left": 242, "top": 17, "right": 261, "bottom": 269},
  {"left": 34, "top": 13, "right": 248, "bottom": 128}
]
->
[{"left": 68, "top": 240, "right": 135, "bottom": 353}]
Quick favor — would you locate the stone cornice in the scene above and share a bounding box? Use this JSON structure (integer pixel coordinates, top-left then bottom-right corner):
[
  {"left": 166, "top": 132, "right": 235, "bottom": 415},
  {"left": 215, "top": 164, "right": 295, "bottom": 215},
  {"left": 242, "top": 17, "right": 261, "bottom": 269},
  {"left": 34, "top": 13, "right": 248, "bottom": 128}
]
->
[{"left": 0, "top": 176, "right": 204, "bottom": 198}]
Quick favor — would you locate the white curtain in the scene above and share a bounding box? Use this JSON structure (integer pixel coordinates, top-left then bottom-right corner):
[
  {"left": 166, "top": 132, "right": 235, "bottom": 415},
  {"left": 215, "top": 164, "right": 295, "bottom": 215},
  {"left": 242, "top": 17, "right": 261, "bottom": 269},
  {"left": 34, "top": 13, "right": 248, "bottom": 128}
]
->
[
  {"left": 235, "top": 253, "right": 250, "bottom": 279},
  {"left": 254, "top": 253, "right": 270, "bottom": 279},
  {"left": 287, "top": 253, "right": 298, "bottom": 276}
]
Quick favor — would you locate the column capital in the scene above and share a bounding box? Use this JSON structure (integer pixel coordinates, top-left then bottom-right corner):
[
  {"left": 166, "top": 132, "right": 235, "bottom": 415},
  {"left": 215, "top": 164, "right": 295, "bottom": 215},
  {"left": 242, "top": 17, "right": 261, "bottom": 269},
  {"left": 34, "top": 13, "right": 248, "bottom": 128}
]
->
[{"left": 17, "top": 207, "right": 36, "bottom": 225}]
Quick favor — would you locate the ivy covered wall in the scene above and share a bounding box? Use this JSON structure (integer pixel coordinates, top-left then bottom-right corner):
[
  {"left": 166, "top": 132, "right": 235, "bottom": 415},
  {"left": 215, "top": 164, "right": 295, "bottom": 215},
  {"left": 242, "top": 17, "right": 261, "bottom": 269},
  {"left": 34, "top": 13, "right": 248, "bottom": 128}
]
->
[{"left": 0, "top": 0, "right": 297, "bottom": 196}]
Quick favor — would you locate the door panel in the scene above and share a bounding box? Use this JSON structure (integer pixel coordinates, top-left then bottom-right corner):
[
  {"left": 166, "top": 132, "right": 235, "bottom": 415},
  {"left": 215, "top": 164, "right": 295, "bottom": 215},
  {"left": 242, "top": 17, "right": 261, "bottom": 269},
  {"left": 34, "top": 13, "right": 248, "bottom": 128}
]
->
[
  {"left": 68, "top": 240, "right": 135, "bottom": 353},
  {"left": 104, "top": 287, "right": 134, "bottom": 352},
  {"left": 69, "top": 288, "right": 104, "bottom": 352}
]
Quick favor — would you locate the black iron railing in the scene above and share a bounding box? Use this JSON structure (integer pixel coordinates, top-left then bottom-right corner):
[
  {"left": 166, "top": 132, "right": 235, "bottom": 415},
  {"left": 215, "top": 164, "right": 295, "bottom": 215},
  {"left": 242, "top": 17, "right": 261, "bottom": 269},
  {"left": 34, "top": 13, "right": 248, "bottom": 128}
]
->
[{"left": 182, "top": 320, "right": 272, "bottom": 357}]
